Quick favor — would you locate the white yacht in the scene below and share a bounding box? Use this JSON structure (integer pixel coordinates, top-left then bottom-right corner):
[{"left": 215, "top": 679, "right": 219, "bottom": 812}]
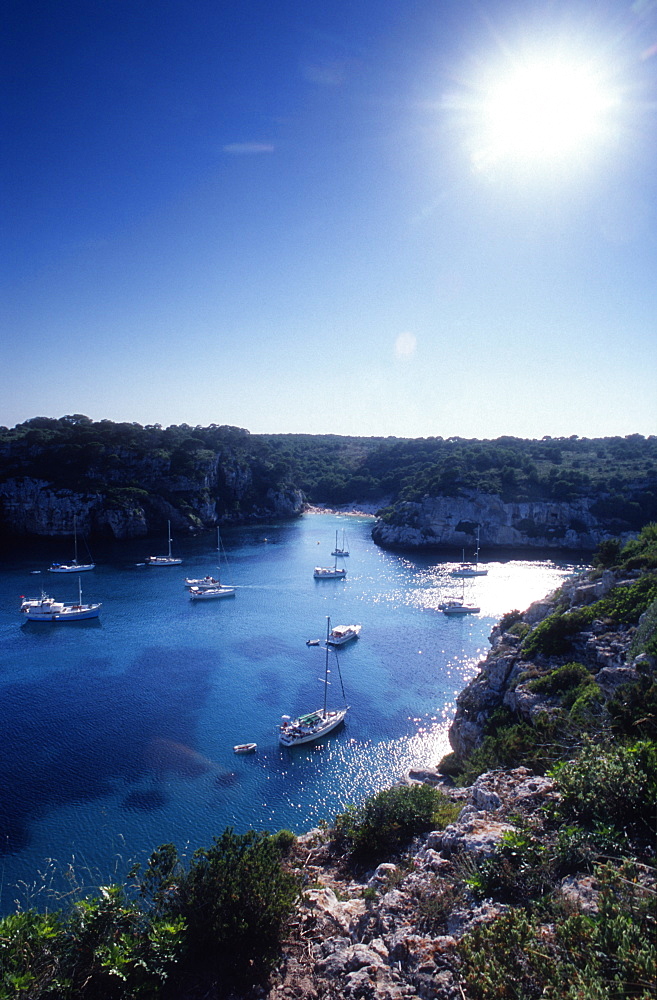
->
[
  {"left": 327, "top": 624, "right": 361, "bottom": 645},
  {"left": 189, "top": 584, "right": 235, "bottom": 600},
  {"left": 279, "top": 617, "right": 349, "bottom": 746},
  {"left": 146, "top": 520, "right": 182, "bottom": 566},
  {"left": 20, "top": 579, "right": 101, "bottom": 622}
]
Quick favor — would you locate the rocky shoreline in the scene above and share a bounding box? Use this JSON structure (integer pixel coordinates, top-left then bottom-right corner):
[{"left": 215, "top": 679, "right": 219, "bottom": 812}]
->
[
  {"left": 257, "top": 560, "right": 655, "bottom": 1000},
  {"left": 371, "top": 492, "right": 637, "bottom": 553}
]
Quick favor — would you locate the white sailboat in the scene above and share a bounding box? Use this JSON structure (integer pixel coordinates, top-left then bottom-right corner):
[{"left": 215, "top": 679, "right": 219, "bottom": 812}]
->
[
  {"left": 146, "top": 520, "right": 182, "bottom": 566},
  {"left": 439, "top": 579, "right": 480, "bottom": 616},
  {"left": 451, "top": 526, "right": 488, "bottom": 577},
  {"left": 279, "top": 617, "right": 349, "bottom": 746},
  {"left": 187, "top": 527, "right": 235, "bottom": 599},
  {"left": 314, "top": 531, "right": 347, "bottom": 579},
  {"left": 20, "top": 577, "right": 101, "bottom": 622},
  {"left": 331, "top": 528, "right": 349, "bottom": 556},
  {"left": 49, "top": 516, "right": 95, "bottom": 573}
]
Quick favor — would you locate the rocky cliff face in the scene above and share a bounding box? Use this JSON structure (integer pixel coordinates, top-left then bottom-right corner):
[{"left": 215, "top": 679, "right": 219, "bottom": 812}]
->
[
  {"left": 0, "top": 468, "right": 304, "bottom": 540},
  {"left": 372, "top": 492, "right": 634, "bottom": 552}
]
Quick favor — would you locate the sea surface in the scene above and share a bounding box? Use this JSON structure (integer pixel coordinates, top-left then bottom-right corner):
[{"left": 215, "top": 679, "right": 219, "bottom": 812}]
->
[{"left": 0, "top": 513, "right": 585, "bottom": 913}]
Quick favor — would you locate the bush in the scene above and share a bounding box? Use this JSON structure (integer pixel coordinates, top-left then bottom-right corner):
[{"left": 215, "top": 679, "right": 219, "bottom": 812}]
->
[
  {"left": 527, "top": 662, "right": 591, "bottom": 696},
  {"left": 333, "top": 784, "right": 460, "bottom": 862},
  {"left": 461, "top": 828, "right": 556, "bottom": 904},
  {"left": 454, "top": 709, "right": 566, "bottom": 785},
  {"left": 549, "top": 740, "right": 657, "bottom": 846},
  {"left": 0, "top": 887, "right": 185, "bottom": 1000},
  {"left": 458, "top": 862, "right": 657, "bottom": 999},
  {"left": 157, "top": 828, "right": 301, "bottom": 985},
  {"left": 630, "top": 598, "right": 657, "bottom": 659}
]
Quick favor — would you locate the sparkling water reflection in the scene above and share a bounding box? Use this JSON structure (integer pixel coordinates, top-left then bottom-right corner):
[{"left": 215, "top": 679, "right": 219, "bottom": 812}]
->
[{"left": 0, "top": 513, "right": 584, "bottom": 911}]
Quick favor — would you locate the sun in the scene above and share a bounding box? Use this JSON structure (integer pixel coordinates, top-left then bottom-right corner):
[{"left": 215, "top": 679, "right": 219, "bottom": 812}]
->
[{"left": 464, "top": 48, "right": 621, "bottom": 174}]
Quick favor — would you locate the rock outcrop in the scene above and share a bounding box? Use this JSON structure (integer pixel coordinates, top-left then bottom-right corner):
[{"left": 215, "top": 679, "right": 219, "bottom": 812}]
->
[
  {"left": 372, "top": 492, "right": 635, "bottom": 552},
  {"left": 0, "top": 473, "right": 304, "bottom": 540}
]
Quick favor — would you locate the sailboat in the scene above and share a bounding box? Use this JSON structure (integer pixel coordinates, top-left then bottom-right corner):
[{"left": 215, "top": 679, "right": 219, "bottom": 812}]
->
[
  {"left": 146, "top": 520, "right": 182, "bottom": 566},
  {"left": 187, "top": 527, "right": 235, "bottom": 600},
  {"left": 331, "top": 528, "right": 349, "bottom": 556},
  {"left": 20, "top": 576, "right": 101, "bottom": 621},
  {"left": 49, "top": 516, "right": 95, "bottom": 573},
  {"left": 314, "top": 531, "right": 347, "bottom": 579},
  {"left": 451, "top": 526, "right": 488, "bottom": 577},
  {"left": 279, "top": 617, "right": 349, "bottom": 746},
  {"left": 439, "top": 578, "right": 480, "bottom": 616}
]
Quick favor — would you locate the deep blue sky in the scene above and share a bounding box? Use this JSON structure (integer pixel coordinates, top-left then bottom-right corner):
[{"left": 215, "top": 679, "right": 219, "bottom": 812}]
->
[{"left": 3, "top": 0, "right": 656, "bottom": 437}]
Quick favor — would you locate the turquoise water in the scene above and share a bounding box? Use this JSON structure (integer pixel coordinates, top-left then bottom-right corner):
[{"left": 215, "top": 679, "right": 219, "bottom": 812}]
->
[{"left": 0, "top": 513, "right": 583, "bottom": 912}]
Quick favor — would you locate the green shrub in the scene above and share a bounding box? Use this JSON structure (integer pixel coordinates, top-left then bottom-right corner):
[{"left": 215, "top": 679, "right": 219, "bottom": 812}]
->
[
  {"left": 0, "top": 887, "right": 185, "bottom": 1000},
  {"left": 462, "top": 828, "right": 556, "bottom": 904},
  {"left": 160, "top": 828, "right": 301, "bottom": 984},
  {"left": 499, "top": 610, "right": 523, "bottom": 633},
  {"left": 458, "top": 863, "right": 657, "bottom": 999},
  {"left": 333, "top": 784, "right": 460, "bottom": 862},
  {"left": 271, "top": 828, "right": 297, "bottom": 856},
  {"left": 630, "top": 598, "right": 657, "bottom": 659},
  {"left": 549, "top": 740, "right": 657, "bottom": 846},
  {"left": 522, "top": 575, "right": 657, "bottom": 659},
  {"left": 455, "top": 710, "right": 566, "bottom": 785},
  {"left": 522, "top": 606, "right": 595, "bottom": 658},
  {"left": 608, "top": 670, "right": 657, "bottom": 740},
  {"left": 527, "top": 662, "right": 591, "bottom": 696},
  {"left": 508, "top": 621, "right": 531, "bottom": 640}
]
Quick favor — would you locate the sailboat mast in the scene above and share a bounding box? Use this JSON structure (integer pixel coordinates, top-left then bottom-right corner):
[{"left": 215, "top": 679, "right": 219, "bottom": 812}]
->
[
  {"left": 73, "top": 516, "right": 78, "bottom": 563},
  {"left": 324, "top": 616, "right": 330, "bottom": 715},
  {"left": 167, "top": 520, "right": 172, "bottom": 559}
]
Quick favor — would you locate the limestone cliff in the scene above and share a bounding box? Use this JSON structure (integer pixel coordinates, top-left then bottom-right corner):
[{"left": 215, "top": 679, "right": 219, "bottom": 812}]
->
[{"left": 372, "top": 491, "right": 635, "bottom": 552}]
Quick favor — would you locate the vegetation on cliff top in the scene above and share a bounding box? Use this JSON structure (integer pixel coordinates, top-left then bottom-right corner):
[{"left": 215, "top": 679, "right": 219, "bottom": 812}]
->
[{"left": 1, "top": 417, "right": 656, "bottom": 535}]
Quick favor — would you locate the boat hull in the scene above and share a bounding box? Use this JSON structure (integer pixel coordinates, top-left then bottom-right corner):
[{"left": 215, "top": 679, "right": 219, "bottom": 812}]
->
[
  {"left": 21, "top": 602, "right": 101, "bottom": 621},
  {"left": 146, "top": 557, "right": 183, "bottom": 566},
  {"left": 314, "top": 568, "right": 346, "bottom": 579},
  {"left": 189, "top": 586, "right": 235, "bottom": 600},
  {"left": 49, "top": 563, "right": 95, "bottom": 573}
]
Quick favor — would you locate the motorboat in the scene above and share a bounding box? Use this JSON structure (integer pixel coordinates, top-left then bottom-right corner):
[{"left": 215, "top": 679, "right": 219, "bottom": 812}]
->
[
  {"left": 49, "top": 515, "right": 95, "bottom": 573},
  {"left": 20, "top": 579, "right": 101, "bottom": 622},
  {"left": 146, "top": 520, "right": 182, "bottom": 566},
  {"left": 233, "top": 743, "right": 257, "bottom": 754},
  {"left": 184, "top": 575, "right": 221, "bottom": 590},
  {"left": 279, "top": 617, "right": 349, "bottom": 746},
  {"left": 189, "top": 584, "right": 235, "bottom": 600},
  {"left": 327, "top": 624, "right": 361, "bottom": 645}
]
